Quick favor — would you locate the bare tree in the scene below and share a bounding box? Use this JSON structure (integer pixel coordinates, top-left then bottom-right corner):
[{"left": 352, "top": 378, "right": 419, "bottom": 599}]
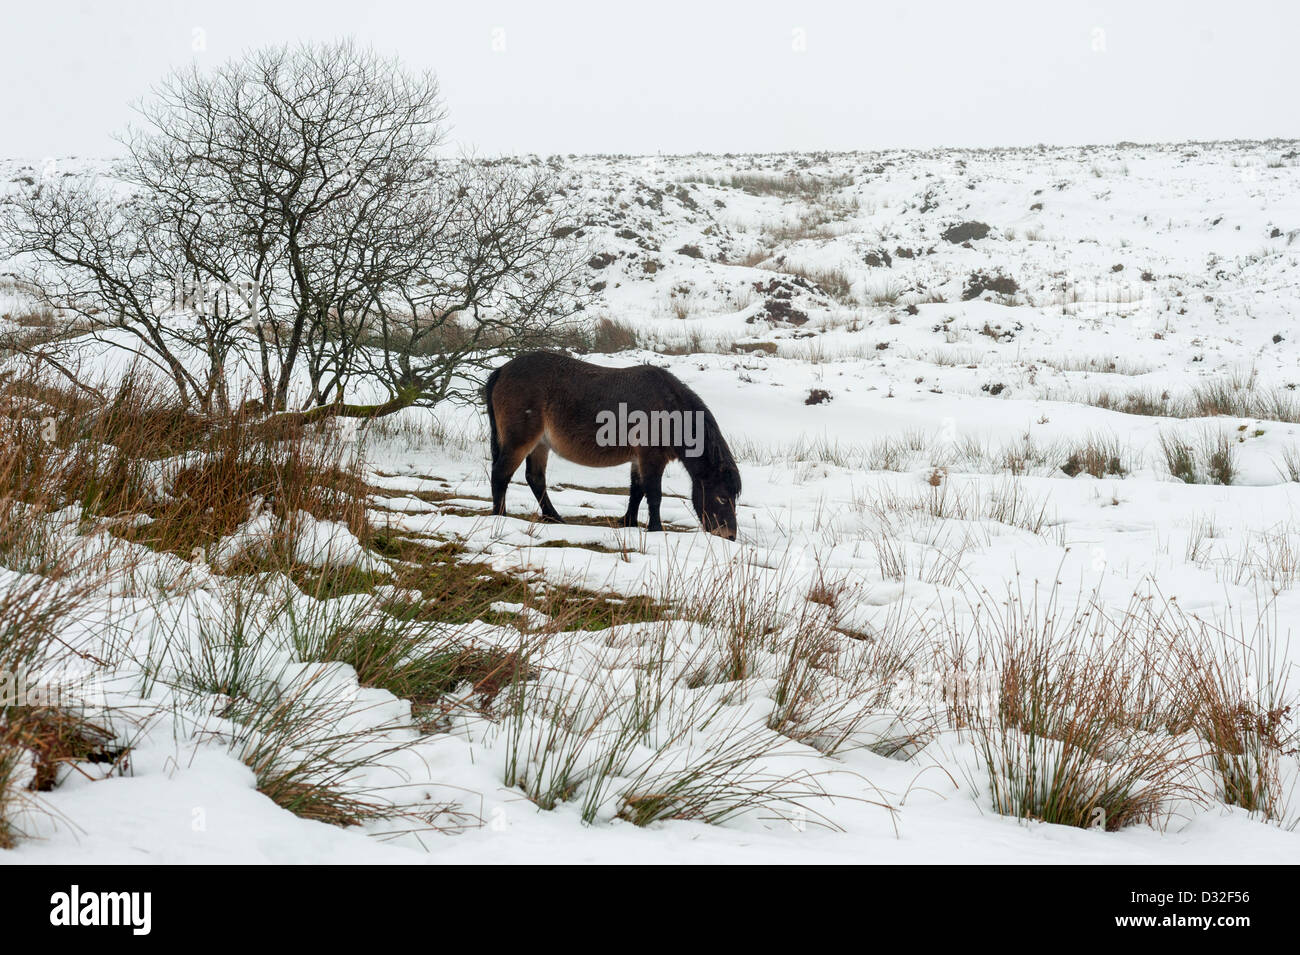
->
[{"left": 1, "top": 40, "right": 585, "bottom": 416}]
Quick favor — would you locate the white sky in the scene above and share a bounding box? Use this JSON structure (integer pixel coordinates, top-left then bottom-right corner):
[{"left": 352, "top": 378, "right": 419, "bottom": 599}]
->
[{"left": 1, "top": 0, "right": 1295, "bottom": 159}]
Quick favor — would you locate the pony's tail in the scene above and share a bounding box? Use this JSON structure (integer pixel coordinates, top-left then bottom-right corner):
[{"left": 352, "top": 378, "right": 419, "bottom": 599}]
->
[{"left": 482, "top": 367, "right": 502, "bottom": 465}]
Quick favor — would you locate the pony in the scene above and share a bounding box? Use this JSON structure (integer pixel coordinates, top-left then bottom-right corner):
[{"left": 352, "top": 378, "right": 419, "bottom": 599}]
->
[{"left": 483, "top": 351, "right": 741, "bottom": 539}]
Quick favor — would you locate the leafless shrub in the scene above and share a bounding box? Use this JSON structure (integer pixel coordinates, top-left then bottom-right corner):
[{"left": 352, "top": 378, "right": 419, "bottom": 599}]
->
[{"left": 1, "top": 40, "right": 584, "bottom": 420}]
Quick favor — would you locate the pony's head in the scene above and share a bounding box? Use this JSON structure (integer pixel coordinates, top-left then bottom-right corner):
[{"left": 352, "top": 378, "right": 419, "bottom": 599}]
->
[
  {"left": 668, "top": 375, "right": 742, "bottom": 540},
  {"left": 691, "top": 455, "right": 741, "bottom": 540}
]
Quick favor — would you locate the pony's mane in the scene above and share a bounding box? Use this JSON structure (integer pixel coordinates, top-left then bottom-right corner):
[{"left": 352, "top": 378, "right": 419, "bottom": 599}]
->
[
  {"left": 657, "top": 368, "right": 742, "bottom": 495},
  {"left": 703, "top": 413, "right": 742, "bottom": 496}
]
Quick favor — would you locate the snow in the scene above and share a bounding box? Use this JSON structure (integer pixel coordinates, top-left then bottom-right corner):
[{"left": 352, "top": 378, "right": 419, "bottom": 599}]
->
[
  {"left": 211, "top": 509, "right": 387, "bottom": 573},
  {"left": 3, "top": 141, "right": 1300, "bottom": 864}
]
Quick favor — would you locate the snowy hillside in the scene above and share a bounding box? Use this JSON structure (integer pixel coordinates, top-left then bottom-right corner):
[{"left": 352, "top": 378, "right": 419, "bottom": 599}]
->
[{"left": 2, "top": 140, "right": 1300, "bottom": 864}]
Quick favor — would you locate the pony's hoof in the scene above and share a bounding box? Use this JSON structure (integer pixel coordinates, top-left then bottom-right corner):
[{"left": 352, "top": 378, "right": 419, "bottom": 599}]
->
[{"left": 540, "top": 514, "right": 566, "bottom": 524}]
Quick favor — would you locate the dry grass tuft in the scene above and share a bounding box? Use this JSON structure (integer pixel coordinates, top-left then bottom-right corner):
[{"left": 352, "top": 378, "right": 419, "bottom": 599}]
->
[
  {"left": 1060, "top": 434, "right": 1129, "bottom": 478},
  {"left": 0, "top": 363, "right": 371, "bottom": 562},
  {"left": 1159, "top": 429, "right": 1236, "bottom": 485},
  {"left": 946, "top": 583, "right": 1206, "bottom": 831}
]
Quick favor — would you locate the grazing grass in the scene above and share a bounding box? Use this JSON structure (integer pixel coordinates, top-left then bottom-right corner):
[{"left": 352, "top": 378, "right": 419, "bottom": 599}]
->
[
  {"left": 1276, "top": 445, "right": 1300, "bottom": 483},
  {"left": 219, "top": 671, "right": 420, "bottom": 828},
  {"left": 583, "top": 317, "right": 642, "bottom": 353},
  {"left": 1086, "top": 377, "right": 1300, "bottom": 424},
  {"left": 1192, "top": 522, "right": 1300, "bottom": 594},
  {"left": 1164, "top": 600, "right": 1296, "bottom": 823},
  {"left": 368, "top": 529, "right": 670, "bottom": 630},
  {"left": 139, "top": 575, "right": 517, "bottom": 831},
  {"left": 682, "top": 170, "right": 853, "bottom": 200},
  {"left": 1160, "top": 433, "right": 1200, "bottom": 485},
  {"left": 863, "top": 278, "right": 906, "bottom": 306},
  {"left": 773, "top": 262, "right": 855, "bottom": 304},
  {"left": 497, "top": 558, "right": 915, "bottom": 826},
  {"left": 946, "top": 583, "right": 1205, "bottom": 831},
  {"left": 0, "top": 366, "right": 371, "bottom": 563},
  {"left": 0, "top": 550, "right": 120, "bottom": 846},
  {"left": 1087, "top": 388, "right": 1173, "bottom": 417},
  {"left": 1060, "top": 434, "right": 1129, "bottom": 478},
  {"left": 286, "top": 587, "right": 534, "bottom": 710},
  {"left": 1160, "top": 429, "right": 1236, "bottom": 485},
  {"left": 1042, "top": 354, "right": 1155, "bottom": 376},
  {"left": 3, "top": 289, "right": 1298, "bottom": 854}
]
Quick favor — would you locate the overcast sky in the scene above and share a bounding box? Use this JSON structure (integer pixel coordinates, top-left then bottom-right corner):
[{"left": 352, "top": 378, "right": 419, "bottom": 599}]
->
[{"left": 1, "top": 1, "right": 1294, "bottom": 159}]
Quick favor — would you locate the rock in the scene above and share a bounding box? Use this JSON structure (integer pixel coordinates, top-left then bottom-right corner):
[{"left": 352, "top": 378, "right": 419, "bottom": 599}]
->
[
  {"left": 762, "top": 298, "right": 809, "bottom": 325},
  {"left": 749, "top": 277, "right": 817, "bottom": 325},
  {"left": 962, "top": 269, "right": 1019, "bottom": 300},
  {"left": 941, "top": 220, "right": 991, "bottom": 243}
]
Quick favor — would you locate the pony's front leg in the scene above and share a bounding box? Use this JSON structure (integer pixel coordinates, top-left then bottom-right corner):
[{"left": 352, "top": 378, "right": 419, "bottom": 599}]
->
[
  {"left": 642, "top": 461, "right": 666, "bottom": 532},
  {"left": 622, "top": 463, "right": 644, "bottom": 527}
]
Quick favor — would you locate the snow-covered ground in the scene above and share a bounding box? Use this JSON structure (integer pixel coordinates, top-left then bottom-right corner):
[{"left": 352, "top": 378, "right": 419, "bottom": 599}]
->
[{"left": 3, "top": 141, "right": 1300, "bottom": 863}]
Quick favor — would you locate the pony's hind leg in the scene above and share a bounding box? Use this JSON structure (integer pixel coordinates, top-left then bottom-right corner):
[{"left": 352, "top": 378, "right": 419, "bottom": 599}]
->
[
  {"left": 491, "top": 441, "right": 532, "bottom": 517},
  {"left": 489, "top": 386, "right": 544, "bottom": 517},
  {"left": 622, "top": 463, "right": 644, "bottom": 528},
  {"left": 525, "top": 445, "right": 564, "bottom": 523}
]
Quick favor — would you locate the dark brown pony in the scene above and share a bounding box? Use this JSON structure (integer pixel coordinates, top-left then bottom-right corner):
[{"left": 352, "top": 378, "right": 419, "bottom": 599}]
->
[{"left": 483, "top": 352, "right": 742, "bottom": 539}]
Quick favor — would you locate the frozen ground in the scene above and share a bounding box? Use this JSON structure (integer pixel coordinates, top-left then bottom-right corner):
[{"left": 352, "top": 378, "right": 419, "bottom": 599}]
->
[{"left": 3, "top": 141, "right": 1300, "bottom": 863}]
